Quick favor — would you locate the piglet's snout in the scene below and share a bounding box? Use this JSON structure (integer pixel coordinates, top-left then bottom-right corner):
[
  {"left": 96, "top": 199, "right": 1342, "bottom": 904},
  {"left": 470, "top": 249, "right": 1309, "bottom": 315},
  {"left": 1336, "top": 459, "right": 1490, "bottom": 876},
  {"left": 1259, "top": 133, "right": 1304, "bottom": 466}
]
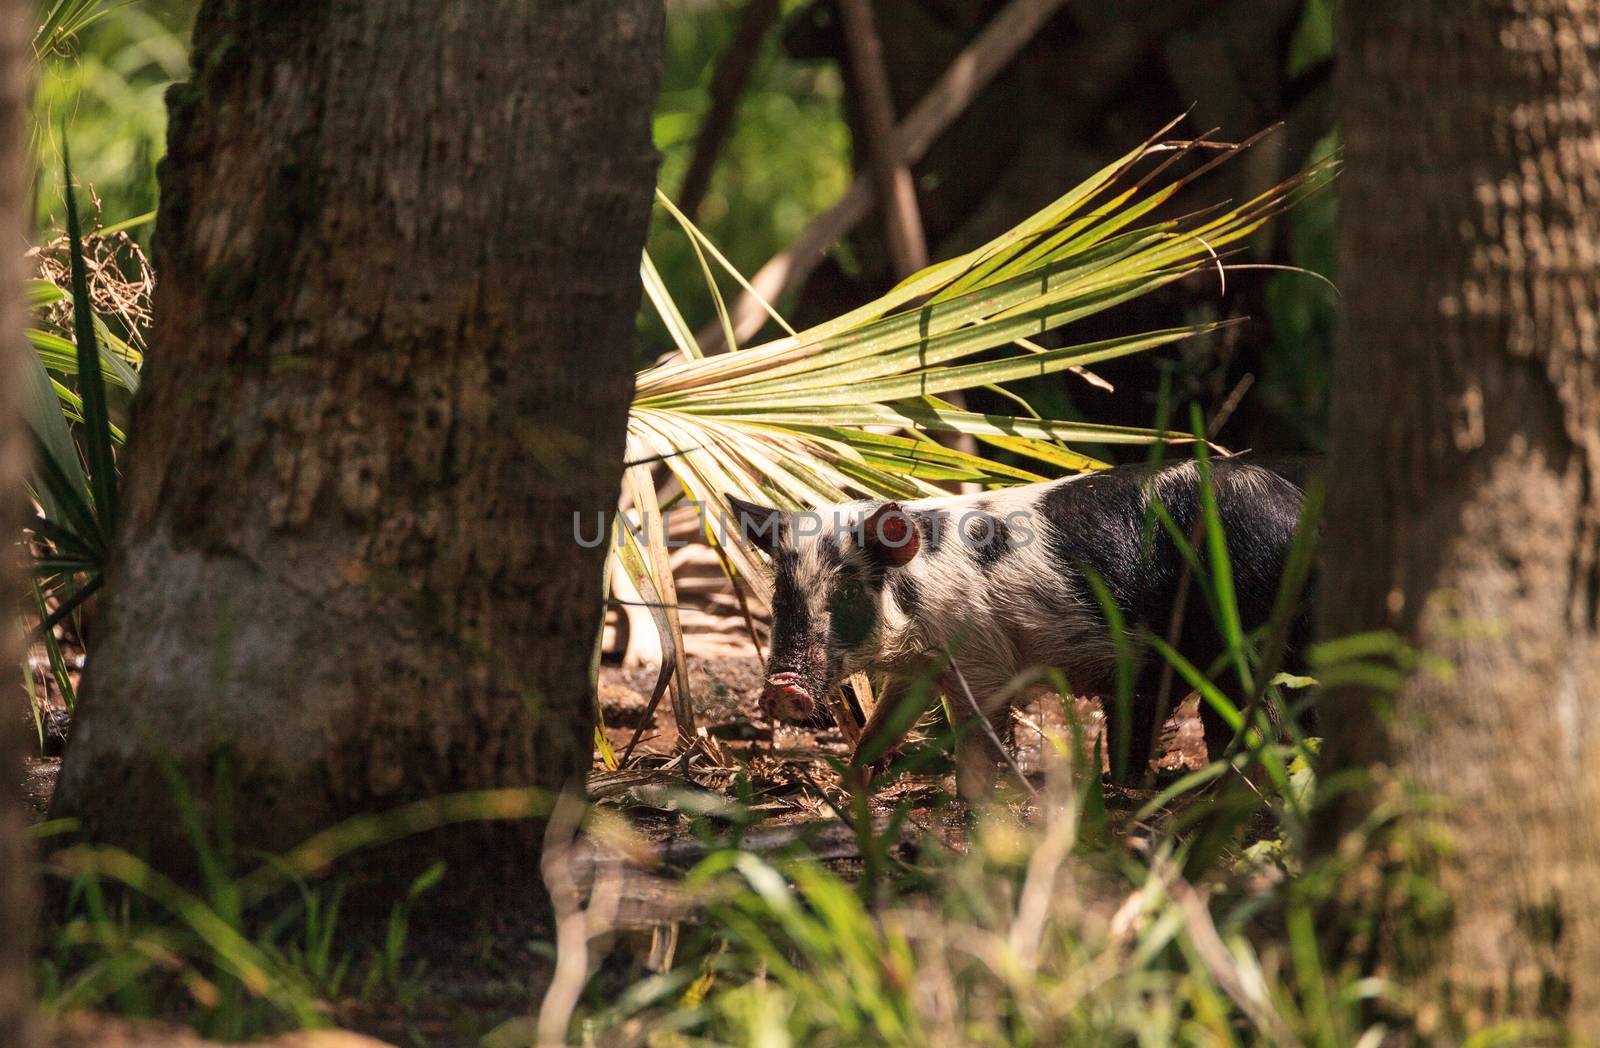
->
[{"left": 760, "top": 672, "right": 814, "bottom": 720}]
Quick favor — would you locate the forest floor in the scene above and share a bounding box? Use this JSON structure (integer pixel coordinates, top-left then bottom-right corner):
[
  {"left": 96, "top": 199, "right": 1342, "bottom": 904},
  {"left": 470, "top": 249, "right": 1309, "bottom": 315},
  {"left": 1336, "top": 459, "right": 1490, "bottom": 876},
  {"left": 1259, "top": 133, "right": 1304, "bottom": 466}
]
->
[
  {"left": 594, "top": 654, "right": 1210, "bottom": 836},
  {"left": 18, "top": 647, "right": 1210, "bottom": 1046},
  {"left": 16, "top": 531, "right": 1214, "bottom": 1046},
  {"left": 21, "top": 652, "right": 1210, "bottom": 866}
]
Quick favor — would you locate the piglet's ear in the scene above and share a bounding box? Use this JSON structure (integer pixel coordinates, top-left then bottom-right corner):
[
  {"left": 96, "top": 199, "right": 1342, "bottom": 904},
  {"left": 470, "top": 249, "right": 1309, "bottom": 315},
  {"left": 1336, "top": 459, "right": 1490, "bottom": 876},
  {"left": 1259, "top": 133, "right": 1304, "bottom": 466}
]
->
[
  {"left": 862, "top": 502, "right": 919, "bottom": 567},
  {"left": 725, "top": 493, "right": 783, "bottom": 556}
]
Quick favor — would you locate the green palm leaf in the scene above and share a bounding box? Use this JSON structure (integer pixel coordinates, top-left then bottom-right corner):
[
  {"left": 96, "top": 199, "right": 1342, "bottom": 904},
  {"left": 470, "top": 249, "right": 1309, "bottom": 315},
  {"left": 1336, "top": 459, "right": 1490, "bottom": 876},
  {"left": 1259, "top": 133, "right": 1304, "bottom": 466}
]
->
[{"left": 605, "top": 125, "right": 1331, "bottom": 759}]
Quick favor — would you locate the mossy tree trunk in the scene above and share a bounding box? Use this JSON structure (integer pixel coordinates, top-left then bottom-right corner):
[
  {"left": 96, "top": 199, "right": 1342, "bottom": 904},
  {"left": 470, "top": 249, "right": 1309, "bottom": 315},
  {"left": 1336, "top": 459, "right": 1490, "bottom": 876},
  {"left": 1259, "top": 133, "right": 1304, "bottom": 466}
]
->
[
  {"left": 50, "top": 0, "right": 662, "bottom": 895},
  {"left": 1322, "top": 0, "right": 1600, "bottom": 1033},
  {"left": 1, "top": 2, "right": 34, "bottom": 1042}
]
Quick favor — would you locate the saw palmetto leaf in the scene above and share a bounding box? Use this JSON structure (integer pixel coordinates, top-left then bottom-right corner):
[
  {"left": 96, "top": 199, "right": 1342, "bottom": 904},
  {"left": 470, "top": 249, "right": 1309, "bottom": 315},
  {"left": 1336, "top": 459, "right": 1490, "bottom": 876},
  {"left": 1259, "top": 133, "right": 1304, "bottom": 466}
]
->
[{"left": 25, "top": 144, "right": 125, "bottom": 638}]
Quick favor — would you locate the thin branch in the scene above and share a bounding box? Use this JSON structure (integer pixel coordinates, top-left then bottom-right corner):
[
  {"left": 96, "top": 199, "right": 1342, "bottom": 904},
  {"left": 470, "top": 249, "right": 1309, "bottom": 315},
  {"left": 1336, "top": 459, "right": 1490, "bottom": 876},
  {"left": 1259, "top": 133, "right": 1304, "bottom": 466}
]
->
[
  {"left": 838, "top": 0, "right": 928, "bottom": 278},
  {"left": 677, "top": 0, "right": 782, "bottom": 223},
  {"left": 1140, "top": 379, "right": 1253, "bottom": 790},
  {"left": 537, "top": 791, "right": 622, "bottom": 1046},
  {"left": 698, "top": 0, "right": 1232, "bottom": 352},
  {"left": 949, "top": 658, "right": 1039, "bottom": 801},
  {"left": 702, "top": 0, "right": 1073, "bottom": 350},
  {"left": 836, "top": 0, "right": 988, "bottom": 489}
]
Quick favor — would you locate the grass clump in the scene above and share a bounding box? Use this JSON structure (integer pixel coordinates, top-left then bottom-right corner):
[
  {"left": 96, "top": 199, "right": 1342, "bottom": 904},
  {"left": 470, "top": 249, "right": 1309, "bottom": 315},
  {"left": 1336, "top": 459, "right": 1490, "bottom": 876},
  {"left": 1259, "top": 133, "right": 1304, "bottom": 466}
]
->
[{"left": 593, "top": 764, "right": 1409, "bottom": 1048}]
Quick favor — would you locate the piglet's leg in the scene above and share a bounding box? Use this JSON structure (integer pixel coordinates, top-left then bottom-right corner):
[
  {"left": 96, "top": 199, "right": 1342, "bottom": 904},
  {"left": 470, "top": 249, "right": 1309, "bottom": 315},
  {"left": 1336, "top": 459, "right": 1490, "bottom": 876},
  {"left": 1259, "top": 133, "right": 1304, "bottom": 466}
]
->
[
  {"left": 955, "top": 722, "right": 999, "bottom": 807},
  {"left": 942, "top": 666, "right": 1014, "bottom": 807}
]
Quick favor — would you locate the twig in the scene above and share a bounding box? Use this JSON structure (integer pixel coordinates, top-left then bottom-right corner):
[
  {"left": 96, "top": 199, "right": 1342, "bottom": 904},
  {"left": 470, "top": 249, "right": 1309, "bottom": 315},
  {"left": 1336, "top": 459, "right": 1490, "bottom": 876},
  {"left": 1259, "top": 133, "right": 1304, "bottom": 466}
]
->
[
  {"left": 843, "top": 0, "right": 995, "bottom": 493},
  {"left": 706, "top": 527, "right": 766, "bottom": 661},
  {"left": 1140, "top": 379, "right": 1258, "bottom": 789},
  {"left": 1145, "top": 384, "right": 1267, "bottom": 787},
  {"left": 1142, "top": 556, "right": 1195, "bottom": 792},
  {"left": 676, "top": 0, "right": 782, "bottom": 222},
  {"left": 838, "top": 0, "right": 928, "bottom": 278},
  {"left": 1208, "top": 373, "right": 1254, "bottom": 437},
  {"left": 948, "top": 658, "right": 1039, "bottom": 801}
]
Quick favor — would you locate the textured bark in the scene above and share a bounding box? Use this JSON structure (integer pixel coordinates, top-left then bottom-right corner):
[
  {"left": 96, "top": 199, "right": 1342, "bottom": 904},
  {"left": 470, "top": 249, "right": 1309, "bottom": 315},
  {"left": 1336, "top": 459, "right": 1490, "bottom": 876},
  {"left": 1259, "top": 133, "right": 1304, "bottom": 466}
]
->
[
  {"left": 50, "top": 0, "right": 662, "bottom": 896},
  {"left": 1323, "top": 0, "right": 1600, "bottom": 1033},
  {"left": 1, "top": 5, "right": 33, "bottom": 1044}
]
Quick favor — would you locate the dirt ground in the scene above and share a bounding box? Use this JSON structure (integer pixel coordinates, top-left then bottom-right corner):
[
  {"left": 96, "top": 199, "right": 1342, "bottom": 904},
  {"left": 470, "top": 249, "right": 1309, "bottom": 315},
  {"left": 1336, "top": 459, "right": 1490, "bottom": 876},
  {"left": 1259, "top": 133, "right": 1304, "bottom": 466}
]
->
[
  {"left": 591, "top": 515, "right": 1208, "bottom": 821},
  {"left": 20, "top": 525, "right": 1212, "bottom": 829},
  {"left": 594, "top": 652, "right": 1209, "bottom": 815}
]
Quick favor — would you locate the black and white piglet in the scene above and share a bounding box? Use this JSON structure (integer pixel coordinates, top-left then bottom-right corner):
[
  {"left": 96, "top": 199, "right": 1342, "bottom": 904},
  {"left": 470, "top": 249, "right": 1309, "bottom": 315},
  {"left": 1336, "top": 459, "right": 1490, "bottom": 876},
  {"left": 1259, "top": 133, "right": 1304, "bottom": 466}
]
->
[{"left": 727, "top": 458, "right": 1311, "bottom": 801}]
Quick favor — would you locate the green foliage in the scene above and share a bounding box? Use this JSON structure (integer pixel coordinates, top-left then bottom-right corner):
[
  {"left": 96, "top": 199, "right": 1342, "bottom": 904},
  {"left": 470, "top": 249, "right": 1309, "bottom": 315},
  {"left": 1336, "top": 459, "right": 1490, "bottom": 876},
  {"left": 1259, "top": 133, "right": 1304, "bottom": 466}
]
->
[
  {"left": 22, "top": 145, "right": 135, "bottom": 729},
  {"left": 597, "top": 773, "right": 1399, "bottom": 1047},
  {"left": 32, "top": 0, "right": 194, "bottom": 237},
  {"left": 645, "top": 0, "right": 851, "bottom": 345},
  {"left": 38, "top": 747, "right": 330, "bottom": 1037},
  {"left": 40, "top": 840, "right": 329, "bottom": 1036},
  {"left": 36, "top": 782, "right": 550, "bottom": 1037},
  {"left": 577, "top": 542, "right": 1502, "bottom": 1047},
  {"left": 34, "top": 0, "right": 117, "bottom": 59},
  {"left": 21, "top": 0, "right": 170, "bottom": 742},
  {"left": 376, "top": 860, "right": 445, "bottom": 1001},
  {"left": 1287, "top": 0, "right": 1334, "bottom": 77}
]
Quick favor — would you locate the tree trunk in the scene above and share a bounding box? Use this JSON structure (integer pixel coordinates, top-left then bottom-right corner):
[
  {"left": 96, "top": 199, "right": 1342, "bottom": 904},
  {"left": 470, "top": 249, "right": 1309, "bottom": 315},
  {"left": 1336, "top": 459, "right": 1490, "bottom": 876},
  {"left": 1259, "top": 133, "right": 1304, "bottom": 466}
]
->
[
  {"left": 50, "top": 0, "right": 662, "bottom": 897},
  {"left": 1, "top": 4, "right": 34, "bottom": 1043},
  {"left": 1322, "top": 0, "right": 1600, "bottom": 1034}
]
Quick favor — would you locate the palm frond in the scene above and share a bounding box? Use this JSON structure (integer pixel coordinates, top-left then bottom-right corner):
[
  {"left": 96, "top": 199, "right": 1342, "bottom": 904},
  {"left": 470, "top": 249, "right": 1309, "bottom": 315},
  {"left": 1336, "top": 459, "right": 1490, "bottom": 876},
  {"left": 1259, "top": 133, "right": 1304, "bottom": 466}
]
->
[{"left": 606, "top": 125, "right": 1333, "bottom": 758}]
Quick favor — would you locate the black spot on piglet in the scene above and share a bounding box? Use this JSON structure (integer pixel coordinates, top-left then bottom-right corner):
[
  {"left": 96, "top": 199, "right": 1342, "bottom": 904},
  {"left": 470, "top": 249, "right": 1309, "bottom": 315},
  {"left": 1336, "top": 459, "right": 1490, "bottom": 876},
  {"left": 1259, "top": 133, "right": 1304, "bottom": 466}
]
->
[
  {"left": 964, "top": 512, "right": 1012, "bottom": 569},
  {"left": 909, "top": 508, "right": 950, "bottom": 553}
]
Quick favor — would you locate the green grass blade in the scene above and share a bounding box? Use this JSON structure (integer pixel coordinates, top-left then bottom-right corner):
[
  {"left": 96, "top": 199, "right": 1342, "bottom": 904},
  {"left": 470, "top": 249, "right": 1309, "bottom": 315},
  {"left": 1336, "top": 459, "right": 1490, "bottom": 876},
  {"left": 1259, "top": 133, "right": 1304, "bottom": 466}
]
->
[
  {"left": 656, "top": 189, "right": 795, "bottom": 339},
  {"left": 33, "top": 573, "right": 105, "bottom": 639},
  {"left": 642, "top": 249, "right": 701, "bottom": 361},
  {"left": 1081, "top": 569, "right": 1134, "bottom": 784},
  {"left": 28, "top": 431, "right": 105, "bottom": 557},
  {"left": 96, "top": 209, "right": 156, "bottom": 236},
  {"left": 1188, "top": 407, "right": 1250, "bottom": 693},
  {"left": 62, "top": 140, "right": 119, "bottom": 532},
  {"left": 21, "top": 348, "right": 89, "bottom": 527},
  {"left": 32, "top": 579, "right": 78, "bottom": 712}
]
